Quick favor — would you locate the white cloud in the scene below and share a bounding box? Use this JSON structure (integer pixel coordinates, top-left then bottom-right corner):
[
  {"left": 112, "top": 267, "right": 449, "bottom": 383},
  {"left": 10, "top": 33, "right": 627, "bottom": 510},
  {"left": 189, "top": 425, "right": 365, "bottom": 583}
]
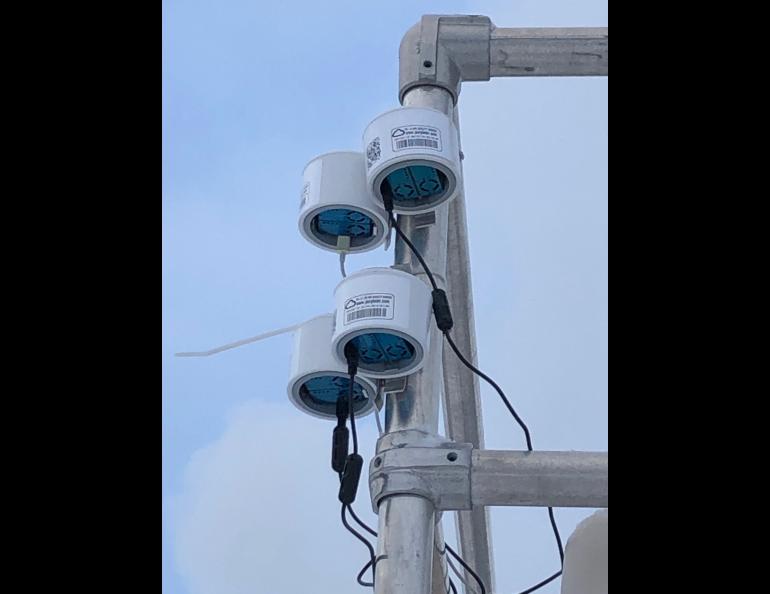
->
[{"left": 171, "top": 399, "right": 382, "bottom": 594}]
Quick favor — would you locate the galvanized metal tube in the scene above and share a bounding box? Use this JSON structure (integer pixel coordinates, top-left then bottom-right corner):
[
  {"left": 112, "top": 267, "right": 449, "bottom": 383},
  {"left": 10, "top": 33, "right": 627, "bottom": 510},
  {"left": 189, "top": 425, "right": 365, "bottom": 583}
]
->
[
  {"left": 402, "top": 85, "right": 455, "bottom": 115},
  {"left": 471, "top": 450, "right": 609, "bottom": 508},
  {"left": 490, "top": 27, "right": 608, "bottom": 77},
  {"left": 374, "top": 84, "right": 454, "bottom": 594},
  {"left": 441, "top": 103, "right": 495, "bottom": 594},
  {"left": 375, "top": 495, "right": 436, "bottom": 593}
]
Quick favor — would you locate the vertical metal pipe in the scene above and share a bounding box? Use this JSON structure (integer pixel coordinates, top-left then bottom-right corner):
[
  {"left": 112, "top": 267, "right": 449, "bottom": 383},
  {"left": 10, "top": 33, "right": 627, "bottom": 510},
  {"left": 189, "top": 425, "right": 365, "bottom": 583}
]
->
[
  {"left": 374, "top": 85, "right": 454, "bottom": 594},
  {"left": 375, "top": 495, "right": 436, "bottom": 593}
]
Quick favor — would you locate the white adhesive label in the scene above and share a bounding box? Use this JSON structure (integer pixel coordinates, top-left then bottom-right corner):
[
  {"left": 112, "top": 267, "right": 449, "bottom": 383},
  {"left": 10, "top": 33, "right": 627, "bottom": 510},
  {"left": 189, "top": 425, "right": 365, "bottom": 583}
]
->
[
  {"left": 343, "top": 293, "right": 395, "bottom": 325},
  {"left": 299, "top": 182, "right": 310, "bottom": 210},
  {"left": 391, "top": 125, "right": 442, "bottom": 152}
]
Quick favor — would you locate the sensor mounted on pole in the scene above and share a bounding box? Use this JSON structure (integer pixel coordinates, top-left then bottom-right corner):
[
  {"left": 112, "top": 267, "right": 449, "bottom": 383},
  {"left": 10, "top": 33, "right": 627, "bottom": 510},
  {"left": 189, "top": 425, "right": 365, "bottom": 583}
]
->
[
  {"left": 299, "top": 151, "right": 389, "bottom": 253},
  {"left": 332, "top": 267, "right": 432, "bottom": 379},
  {"left": 363, "top": 107, "right": 461, "bottom": 214},
  {"left": 288, "top": 314, "right": 379, "bottom": 420}
]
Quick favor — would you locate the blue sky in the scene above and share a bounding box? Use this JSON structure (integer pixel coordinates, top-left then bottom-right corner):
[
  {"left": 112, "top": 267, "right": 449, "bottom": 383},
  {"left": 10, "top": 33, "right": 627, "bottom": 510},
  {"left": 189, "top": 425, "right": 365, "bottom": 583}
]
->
[{"left": 163, "top": 1, "right": 607, "bottom": 593}]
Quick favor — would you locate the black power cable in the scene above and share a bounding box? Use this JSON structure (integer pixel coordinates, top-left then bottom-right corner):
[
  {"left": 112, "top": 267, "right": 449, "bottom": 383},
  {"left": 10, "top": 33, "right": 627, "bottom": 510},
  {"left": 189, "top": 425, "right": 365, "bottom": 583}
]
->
[
  {"left": 335, "top": 343, "right": 377, "bottom": 589},
  {"left": 445, "top": 544, "right": 486, "bottom": 594},
  {"left": 547, "top": 507, "right": 564, "bottom": 565},
  {"left": 518, "top": 570, "right": 563, "bottom": 594},
  {"left": 443, "top": 332, "right": 532, "bottom": 450},
  {"left": 341, "top": 504, "right": 377, "bottom": 588},
  {"left": 349, "top": 510, "right": 461, "bottom": 594},
  {"left": 448, "top": 577, "right": 459, "bottom": 594},
  {"left": 348, "top": 505, "right": 377, "bottom": 538},
  {"left": 387, "top": 211, "right": 441, "bottom": 292},
  {"left": 384, "top": 201, "right": 565, "bottom": 593},
  {"left": 332, "top": 395, "right": 350, "bottom": 473}
]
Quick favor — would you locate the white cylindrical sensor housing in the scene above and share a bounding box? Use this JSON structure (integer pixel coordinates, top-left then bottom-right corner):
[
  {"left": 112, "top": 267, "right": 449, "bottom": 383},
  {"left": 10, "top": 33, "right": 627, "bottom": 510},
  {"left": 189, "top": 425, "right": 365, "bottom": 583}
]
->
[
  {"left": 363, "top": 107, "right": 461, "bottom": 214},
  {"left": 299, "top": 151, "right": 389, "bottom": 253},
  {"left": 288, "top": 314, "right": 378, "bottom": 420},
  {"left": 332, "top": 267, "right": 432, "bottom": 379}
]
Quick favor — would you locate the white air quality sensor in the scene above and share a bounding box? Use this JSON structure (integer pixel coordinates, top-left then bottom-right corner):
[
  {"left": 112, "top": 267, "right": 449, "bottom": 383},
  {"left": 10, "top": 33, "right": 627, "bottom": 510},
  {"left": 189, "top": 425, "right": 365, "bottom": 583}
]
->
[
  {"left": 299, "top": 151, "right": 389, "bottom": 253},
  {"left": 332, "top": 267, "right": 432, "bottom": 379},
  {"left": 287, "top": 314, "right": 378, "bottom": 420},
  {"left": 363, "top": 107, "right": 461, "bottom": 215}
]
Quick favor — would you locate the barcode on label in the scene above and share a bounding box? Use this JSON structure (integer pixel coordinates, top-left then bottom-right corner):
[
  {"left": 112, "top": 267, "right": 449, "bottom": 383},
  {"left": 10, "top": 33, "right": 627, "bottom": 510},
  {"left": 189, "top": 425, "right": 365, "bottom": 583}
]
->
[
  {"left": 346, "top": 307, "right": 387, "bottom": 323},
  {"left": 394, "top": 138, "right": 439, "bottom": 149},
  {"left": 342, "top": 293, "right": 395, "bottom": 326}
]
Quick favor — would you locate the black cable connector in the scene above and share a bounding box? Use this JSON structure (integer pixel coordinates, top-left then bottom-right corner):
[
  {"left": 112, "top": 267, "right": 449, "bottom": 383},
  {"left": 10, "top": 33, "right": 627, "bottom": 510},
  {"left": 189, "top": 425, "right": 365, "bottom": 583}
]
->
[
  {"left": 431, "top": 288, "right": 453, "bottom": 331},
  {"left": 339, "top": 342, "right": 363, "bottom": 505},
  {"left": 331, "top": 428, "right": 349, "bottom": 474},
  {"left": 332, "top": 396, "right": 350, "bottom": 473},
  {"left": 338, "top": 453, "right": 364, "bottom": 504}
]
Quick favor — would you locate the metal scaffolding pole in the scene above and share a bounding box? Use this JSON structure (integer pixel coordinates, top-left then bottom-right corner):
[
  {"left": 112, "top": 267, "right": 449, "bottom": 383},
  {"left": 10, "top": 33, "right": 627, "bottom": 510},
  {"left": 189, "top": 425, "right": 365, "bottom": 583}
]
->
[
  {"left": 489, "top": 27, "right": 608, "bottom": 77},
  {"left": 372, "top": 16, "right": 608, "bottom": 594},
  {"left": 373, "top": 85, "right": 454, "bottom": 594},
  {"left": 471, "top": 450, "right": 609, "bottom": 508},
  {"left": 442, "top": 107, "right": 495, "bottom": 594}
]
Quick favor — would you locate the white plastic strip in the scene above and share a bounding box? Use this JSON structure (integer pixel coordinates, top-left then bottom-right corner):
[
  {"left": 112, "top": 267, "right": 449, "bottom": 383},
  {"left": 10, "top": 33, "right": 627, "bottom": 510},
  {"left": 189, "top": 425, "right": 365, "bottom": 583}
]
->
[
  {"left": 175, "top": 313, "right": 331, "bottom": 358},
  {"left": 372, "top": 381, "right": 384, "bottom": 436}
]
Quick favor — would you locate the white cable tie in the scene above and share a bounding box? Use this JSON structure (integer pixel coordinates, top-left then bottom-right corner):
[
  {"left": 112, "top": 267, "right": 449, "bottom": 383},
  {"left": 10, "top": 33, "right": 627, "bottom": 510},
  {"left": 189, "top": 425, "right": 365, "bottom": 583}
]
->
[
  {"left": 372, "top": 381, "right": 384, "bottom": 436},
  {"left": 445, "top": 554, "right": 476, "bottom": 594},
  {"left": 175, "top": 313, "right": 331, "bottom": 358},
  {"left": 384, "top": 219, "right": 393, "bottom": 251},
  {"left": 337, "top": 235, "right": 350, "bottom": 278}
]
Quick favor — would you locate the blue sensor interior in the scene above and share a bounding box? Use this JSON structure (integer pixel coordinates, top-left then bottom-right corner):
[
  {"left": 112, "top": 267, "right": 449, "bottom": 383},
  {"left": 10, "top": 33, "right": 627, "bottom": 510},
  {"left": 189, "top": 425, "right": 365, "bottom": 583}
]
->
[
  {"left": 349, "top": 332, "right": 416, "bottom": 372},
  {"left": 385, "top": 166, "right": 445, "bottom": 204},
  {"left": 299, "top": 375, "right": 369, "bottom": 417},
  {"left": 313, "top": 209, "right": 375, "bottom": 246}
]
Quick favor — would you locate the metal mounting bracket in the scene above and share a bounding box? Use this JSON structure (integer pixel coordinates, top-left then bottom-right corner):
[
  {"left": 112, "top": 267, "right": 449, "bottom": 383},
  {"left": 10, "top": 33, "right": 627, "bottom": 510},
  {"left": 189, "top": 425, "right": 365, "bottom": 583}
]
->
[
  {"left": 399, "top": 16, "right": 609, "bottom": 105},
  {"left": 369, "top": 436, "right": 609, "bottom": 513},
  {"left": 399, "top": 15, "right": 492, "bottom": 105},
  {"left": 369, "top": 431, "right": 473, "bottom": 513}
]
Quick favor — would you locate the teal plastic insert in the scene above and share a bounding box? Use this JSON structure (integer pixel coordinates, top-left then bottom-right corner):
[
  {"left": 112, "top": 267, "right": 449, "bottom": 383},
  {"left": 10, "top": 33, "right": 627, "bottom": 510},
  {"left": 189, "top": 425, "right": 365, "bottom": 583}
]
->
[
  {"left": 312, "top": 208, "right": 375, "bottom": 247},
  {"left": 299, "top": 375, "right": 369, "bottom": 417},
  {"left": 348, "top": 332, "right": 416, "bottom": 373},
  {"left": 384, "top": 165, "right": 445, "bottom": 208}
]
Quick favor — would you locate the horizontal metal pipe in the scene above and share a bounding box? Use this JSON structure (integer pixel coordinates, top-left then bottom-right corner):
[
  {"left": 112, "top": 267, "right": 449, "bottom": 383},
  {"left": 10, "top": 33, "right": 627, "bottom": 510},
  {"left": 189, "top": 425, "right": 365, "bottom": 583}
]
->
[
  {"left": 472, "top": 450, "right": 608, "bottom": 508},
  {"left": 490, "top": 27, "right": 608, "bottom": 77}
]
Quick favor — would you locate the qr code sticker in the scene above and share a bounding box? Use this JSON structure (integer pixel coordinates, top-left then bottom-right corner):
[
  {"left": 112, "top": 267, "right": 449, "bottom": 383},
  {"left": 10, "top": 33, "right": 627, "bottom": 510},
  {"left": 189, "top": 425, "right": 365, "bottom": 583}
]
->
[{"left": 366, "top": 137, "right": 381, "bottom": 169}]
